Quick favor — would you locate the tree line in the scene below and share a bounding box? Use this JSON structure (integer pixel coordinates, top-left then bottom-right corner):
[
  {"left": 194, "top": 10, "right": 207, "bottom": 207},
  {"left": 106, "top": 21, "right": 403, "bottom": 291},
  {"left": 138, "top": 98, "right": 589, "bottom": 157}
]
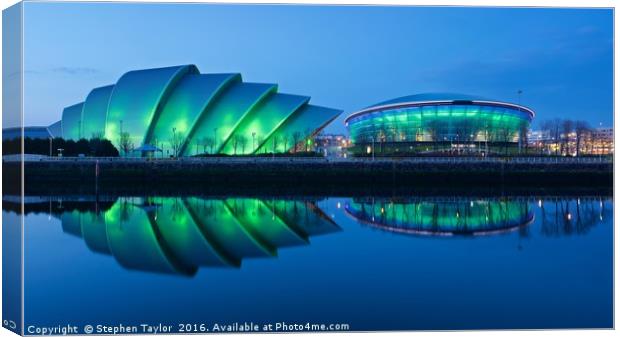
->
[
  {"left": 3, "top": 137, "right": 119, "bottom": 157},
  {"left": 538, "top": 119, "right": 600, "bottom": 156}
]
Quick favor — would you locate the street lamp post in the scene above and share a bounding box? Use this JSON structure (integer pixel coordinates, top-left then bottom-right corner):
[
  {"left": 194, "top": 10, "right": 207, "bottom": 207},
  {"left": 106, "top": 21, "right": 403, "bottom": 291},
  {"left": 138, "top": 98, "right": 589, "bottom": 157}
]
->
[
  {"left": 371, "top": 136, "right": 375, "bottom": 161},
  {"left": 538, "top": 134, "right": 543, "bottom": 155},
  {"left": 517, "top": 90, "right": 523, "bottom": 154},
  {"left": 213, "top": 127, "right": 218, "bottom": 154},
  {"left": 252, "top": 132, "right": 256, "bottom": 154},
  {"left": 485, "top": 131, "right": 489, "bottom": 155},
  {"left": 455, "top": 134, "right": 459, "bottom": 154},
  {"left": 172, "top": 127, "right": 177, "bottom": 157},
  {"left": 119, "top": 119, "right": 123, "bottom": 156},
  {"left": 49, "top": 137, "right": 53, "bottom": 157}
]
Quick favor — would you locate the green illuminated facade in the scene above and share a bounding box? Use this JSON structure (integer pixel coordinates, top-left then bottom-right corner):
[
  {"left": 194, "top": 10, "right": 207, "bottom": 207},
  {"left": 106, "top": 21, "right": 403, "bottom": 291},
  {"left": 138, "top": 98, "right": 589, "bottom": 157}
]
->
[
  {"left": 344, "top": 197, "right": 533, "bottom": 236},
  {"left": 58, "top": 197, "right": 340, "bottom": 276},
  {"left": 60, "top": 65, "right": 342, "bottom": 156},
  {"left": 345, "top": 93, "right": 535, "bottom": 155}
]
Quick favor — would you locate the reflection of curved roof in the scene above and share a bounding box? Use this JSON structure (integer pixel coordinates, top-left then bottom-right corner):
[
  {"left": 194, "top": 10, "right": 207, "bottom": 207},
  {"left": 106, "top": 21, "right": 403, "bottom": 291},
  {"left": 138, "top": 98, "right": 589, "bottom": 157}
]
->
[
  {"left": 61, "top": 64, "right": 342, "bottom": 156},
  {"left": 344, "top": 198, "right": 534, "bottom": 237},
  {"left": 57, "top": 197, "right": 341, "bottom": 276},
  {"left": 346, "top": 92, "right": 535, "bottom": 124}
]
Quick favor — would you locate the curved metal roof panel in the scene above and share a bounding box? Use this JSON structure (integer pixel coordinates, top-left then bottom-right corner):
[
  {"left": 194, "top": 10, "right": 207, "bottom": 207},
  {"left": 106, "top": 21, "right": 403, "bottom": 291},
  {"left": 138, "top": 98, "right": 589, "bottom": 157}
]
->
[
  {"left": 147, "top": 73, "right": 240, "bottom": 150},
  {"left": 347, "top": 92, "right": 535, "bottom": 124},
  {"left": 256, "top": 104, "right": 342, "bottom": 154},
  {"left": 61, "top": 102, "right": 84, "bottom": 140},
  {"left": 182, "top": 81, "right": 276, "bottom": 156},
  {"left": 82, "top": 85, "right": 114, "bottom": 140},
  {"left": 61, "top": 65, "right": 342, "bottom": 156},
  {"left": 221, "top": 93, "right": 310, "bottom": 155},
  {"left": 105, "top": 65, "right": 199, "bottom": 150}
]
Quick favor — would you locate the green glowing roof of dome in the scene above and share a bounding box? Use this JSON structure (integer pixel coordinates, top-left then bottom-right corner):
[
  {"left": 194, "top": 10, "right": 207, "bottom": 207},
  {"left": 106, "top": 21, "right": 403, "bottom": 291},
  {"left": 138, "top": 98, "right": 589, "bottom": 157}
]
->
[{"left": 366, "top": 92, "right": 493, "bottom": 109}]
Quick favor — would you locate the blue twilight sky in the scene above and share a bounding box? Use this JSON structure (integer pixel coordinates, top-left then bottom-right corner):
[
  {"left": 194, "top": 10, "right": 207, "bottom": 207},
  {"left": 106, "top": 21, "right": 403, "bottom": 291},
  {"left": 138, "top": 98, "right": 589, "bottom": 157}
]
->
[{"left": 16, "top": 2, "right": 613, "bottom": 133}]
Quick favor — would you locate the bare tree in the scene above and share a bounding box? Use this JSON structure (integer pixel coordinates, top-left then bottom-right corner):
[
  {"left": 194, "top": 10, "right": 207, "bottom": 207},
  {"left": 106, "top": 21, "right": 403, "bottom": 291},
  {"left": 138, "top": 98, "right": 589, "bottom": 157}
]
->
[
  {"left": 238, "top": 135, "right": 248, "bottom": 154},
  {"left": 304, "top": 128, "right": 313, "bottom": 152},
  {"left": 119, "top": 132, "right": 133, "bottom": 156},
  {"left": 91, "top": 131, "right": 104, "bottom": 140},
  {"left": 541, "top": 119, "right": 562, "bottom": 156},
  {"left": 292, "top": 131, "right": 302, "bottom": 153},
  {"left": 256, "top": 135, "right": 264, "bottom": 154},
  {"left": 271, "top": 135, "right": 280, "bottom": 153},
  {"left": 561, "top": 119, "right": 574, "bottom": 156},
  {"left": 231, "top": 135, "right": 240, "bottom": 155},
  {"left": 519, "top": 123, "right": 529, "bottom": 155},
  {"left": 169, "top": 132, "right": 183, "bottom": 157},
  {"left": 574, "top": 121, "right": 591, "bottom": 157},
  {"left": 282, "top": 134, "right": 290, "bottom": 153},
  {"left": 202, "top": 136, "right": 215, "bottom": 154}
]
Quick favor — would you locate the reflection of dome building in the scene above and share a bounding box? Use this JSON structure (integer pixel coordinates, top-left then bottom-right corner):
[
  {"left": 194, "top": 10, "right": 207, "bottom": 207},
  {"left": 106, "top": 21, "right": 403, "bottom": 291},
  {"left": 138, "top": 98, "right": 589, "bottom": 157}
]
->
[
  {"left": 344, "top": 197, "right": 534, "bottom": 236},
  {"left": 60, "top": 65, "right": 342, "bottom": 156},
  {"left": 345, "top": 93, "right": 534, "bottom": 155},
  {"left": 58, "top": 197, "right": 340, "bottom": 276}
]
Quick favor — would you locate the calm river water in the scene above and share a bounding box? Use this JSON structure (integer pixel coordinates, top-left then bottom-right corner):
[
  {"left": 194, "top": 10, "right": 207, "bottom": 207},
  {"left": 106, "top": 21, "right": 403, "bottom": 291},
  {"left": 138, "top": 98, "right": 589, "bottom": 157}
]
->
[{"left": 5, "top": 193, "right": 613, "bottom": 331}]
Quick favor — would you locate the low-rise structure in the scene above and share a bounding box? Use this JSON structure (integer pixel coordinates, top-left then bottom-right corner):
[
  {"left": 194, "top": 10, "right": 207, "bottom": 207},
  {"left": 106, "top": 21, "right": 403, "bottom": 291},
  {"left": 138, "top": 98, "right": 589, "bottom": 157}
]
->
[
  {"left": 528, "top": 127, "right": 613, "bottom": 156},
  {"left": 314, "top": 134, "right": 349, "bottom": 157}
]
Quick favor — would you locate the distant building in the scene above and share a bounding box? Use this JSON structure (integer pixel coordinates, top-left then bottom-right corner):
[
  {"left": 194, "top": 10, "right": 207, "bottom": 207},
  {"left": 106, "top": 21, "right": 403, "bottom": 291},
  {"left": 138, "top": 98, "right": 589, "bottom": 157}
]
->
[
  {"left": 314, "top": 134, "right": 349, "bottom": 157},
  {"left": 591, "top": 127, "right": 613, "bottom": 141},
  {"left": 527, "top": 126, "right": 613, "bottom": 156},
  {"left": 590, "top": 127, "right": 614, "bottom": 155},
  {"left": 3, "top": 126, "right": 55, "bottom": 141}
]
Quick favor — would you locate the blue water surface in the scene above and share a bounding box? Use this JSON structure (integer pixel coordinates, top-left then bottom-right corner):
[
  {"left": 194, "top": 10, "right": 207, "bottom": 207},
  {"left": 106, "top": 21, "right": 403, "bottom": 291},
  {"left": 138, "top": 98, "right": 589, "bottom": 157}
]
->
[{"left": 17, "top": 195, "right": 613, "bottom": 332}]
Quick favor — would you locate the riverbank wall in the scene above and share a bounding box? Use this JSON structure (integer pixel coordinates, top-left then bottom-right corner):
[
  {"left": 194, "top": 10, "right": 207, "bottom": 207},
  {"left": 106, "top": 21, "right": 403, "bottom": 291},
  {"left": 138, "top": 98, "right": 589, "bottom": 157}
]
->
[{"left": 4, "top": 158, "right": 612, "bottom": 195}]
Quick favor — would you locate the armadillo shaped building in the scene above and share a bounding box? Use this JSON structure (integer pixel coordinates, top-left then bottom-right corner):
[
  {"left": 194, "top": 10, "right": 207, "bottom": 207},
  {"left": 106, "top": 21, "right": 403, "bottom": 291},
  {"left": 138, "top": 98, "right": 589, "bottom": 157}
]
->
[{"left": 60, "top": 65, "right": 342, "bottom": 156}]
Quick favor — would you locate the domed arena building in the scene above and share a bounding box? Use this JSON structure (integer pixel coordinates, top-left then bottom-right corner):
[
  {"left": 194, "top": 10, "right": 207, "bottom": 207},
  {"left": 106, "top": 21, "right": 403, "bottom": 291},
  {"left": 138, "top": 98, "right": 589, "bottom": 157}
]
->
[
  {"left": 345, "top": 93, "right": 535, "bottom": 156},
  {"left": 60, "top": 65, "right": 342, "bottom": 157}
]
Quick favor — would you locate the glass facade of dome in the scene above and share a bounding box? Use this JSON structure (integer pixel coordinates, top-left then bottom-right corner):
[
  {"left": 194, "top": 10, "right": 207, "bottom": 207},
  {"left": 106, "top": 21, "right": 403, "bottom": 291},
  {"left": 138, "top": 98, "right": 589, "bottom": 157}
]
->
[{"left": 345, "top": 93, "right": 534, "bottom": 155}]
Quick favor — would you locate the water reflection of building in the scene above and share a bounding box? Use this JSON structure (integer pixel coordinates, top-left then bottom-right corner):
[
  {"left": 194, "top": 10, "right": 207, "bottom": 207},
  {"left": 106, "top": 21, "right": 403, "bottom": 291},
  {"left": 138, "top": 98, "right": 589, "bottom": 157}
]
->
[
  {"left": 44, "top": 197, "right": 340, "bottom": 276},
  {"left": 345, "top": 197, "right": 534, "bottom": 236}
]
